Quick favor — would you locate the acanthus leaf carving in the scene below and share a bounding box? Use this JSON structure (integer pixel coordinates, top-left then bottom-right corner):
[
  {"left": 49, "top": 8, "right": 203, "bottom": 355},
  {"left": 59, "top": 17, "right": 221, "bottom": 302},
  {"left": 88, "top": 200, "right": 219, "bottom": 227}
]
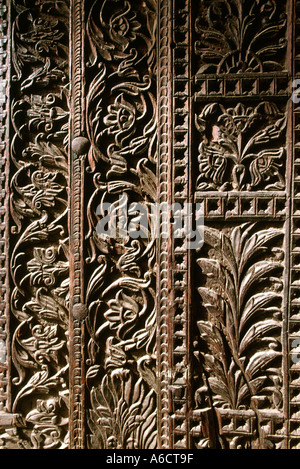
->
[
  {"left": 194, "top": 223, "right": 284, "bottom": 447},
  {"left": 88, "top": 367, "right": 157, "bottom": 449}
]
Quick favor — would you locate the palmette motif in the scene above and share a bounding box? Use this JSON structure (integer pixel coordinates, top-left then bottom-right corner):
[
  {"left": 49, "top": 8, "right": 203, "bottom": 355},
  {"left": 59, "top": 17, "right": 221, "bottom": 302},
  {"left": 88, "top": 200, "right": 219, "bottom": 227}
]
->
[
  {"left": 194, "top": 0, "right": 287, "bottom": 74},
  {"left": 196, "top": 102, "right": 287, "bottom": 191},
  {"left": 189, "top": 0, "right": 291, "bottom": 449}
]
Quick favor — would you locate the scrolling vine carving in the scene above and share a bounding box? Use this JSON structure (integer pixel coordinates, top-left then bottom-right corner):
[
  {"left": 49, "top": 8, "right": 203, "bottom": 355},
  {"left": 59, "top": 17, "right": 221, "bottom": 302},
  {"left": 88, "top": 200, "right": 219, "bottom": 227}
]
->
[
  {"left": 5, "top": 0, "right": 70, "bottom": 449},
  {"left": 84, "top": 0, "right": 158, "bottom": 449}
]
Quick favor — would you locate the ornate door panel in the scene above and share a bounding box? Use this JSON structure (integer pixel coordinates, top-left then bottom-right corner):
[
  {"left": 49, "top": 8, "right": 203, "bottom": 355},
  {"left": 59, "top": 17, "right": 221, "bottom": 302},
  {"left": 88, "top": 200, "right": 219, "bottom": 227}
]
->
[{"left": 0, "top": 0, "right": 300, "bottom": 450}]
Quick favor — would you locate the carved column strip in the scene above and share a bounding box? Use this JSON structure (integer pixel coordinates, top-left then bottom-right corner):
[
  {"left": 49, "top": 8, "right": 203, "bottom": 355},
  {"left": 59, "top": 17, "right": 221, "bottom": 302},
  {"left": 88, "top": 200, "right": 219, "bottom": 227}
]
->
[
  {"left": 69, "top": 0, "right": 88, "bottom": 449},
  {"left": 157, "top": 0, "right": 173, "bottom": 449},
  {"left": 283, "top": 0, "right": 295, "bottom": 448},
  {"left": 157, "top": 0, "right": 194, "bottom": 449},
  {"left": 0, "top": 0, "right": 9, "bottom": 417},
  {"left": 169, "top": 0, "right": 193, "bottom": 449},
  {"left": 289, "top": 0, "right": 300, "bottom": 449}
]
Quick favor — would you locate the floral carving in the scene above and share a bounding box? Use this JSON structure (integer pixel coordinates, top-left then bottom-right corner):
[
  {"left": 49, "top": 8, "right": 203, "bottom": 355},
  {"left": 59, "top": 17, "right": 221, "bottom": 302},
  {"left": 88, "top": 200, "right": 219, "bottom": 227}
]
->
[
  {"left": 194, "top": 0, "right": 287, "bottom": 74},
  {"left": 3, "top": 0, "right": 295, "bottom": 451},
  {"left": 196, "top": 102, "right": 286, "bottom": 191},
  {"left": 86, "top": 0, "right": 157, "bottom": 176},
  {"left": 9, "top": 0, "right": 70, "bottom": 448},
  {"left": 195, "top": 223, "right": 284, "bottom": 446},
  {"left": 12, "top": 0, "right": 69, "bottom": 83},
  {"left": 84, "top": 0, "right": 157, "bottom": 449}
]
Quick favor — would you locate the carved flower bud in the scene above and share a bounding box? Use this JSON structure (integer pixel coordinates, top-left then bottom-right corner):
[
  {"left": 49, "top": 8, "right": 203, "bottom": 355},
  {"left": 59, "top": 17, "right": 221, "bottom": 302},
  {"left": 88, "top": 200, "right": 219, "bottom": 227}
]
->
[{"left": 72, "top": 303, "right": 88, "bottom": 321}]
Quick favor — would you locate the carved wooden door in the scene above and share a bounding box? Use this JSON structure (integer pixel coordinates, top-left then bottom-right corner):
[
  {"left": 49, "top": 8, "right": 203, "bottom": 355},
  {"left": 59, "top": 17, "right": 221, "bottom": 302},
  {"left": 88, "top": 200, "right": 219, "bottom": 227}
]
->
[{"left": 0, "top": 0, "right": 300, "bottom": 450}]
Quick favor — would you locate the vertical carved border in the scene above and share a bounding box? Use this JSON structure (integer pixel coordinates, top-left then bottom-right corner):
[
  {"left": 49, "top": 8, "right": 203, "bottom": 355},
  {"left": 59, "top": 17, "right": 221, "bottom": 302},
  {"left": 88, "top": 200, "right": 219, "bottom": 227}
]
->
[
  {"left": 188, "top": 0, "right": 291, "bottom": 449},
  {"left": 289, "top": 0, "right": 300, "bottom": 449},
  {"left": 157, "top": 0, "right": 173, "bottom": 449},
  {"left": 0, "top": 0, "right": 9, "bottom": 415},
  {"left": 278, "top": 0, "right": 295, "bottom": 449},
  {"left": 169, "top": 0, "right": 192, "bottom": 449},
  {"left": 69, "top": 0, "right": 88, "bottom": 449},
  {"left": 157, "top": 0, "right": 193, "bottom": 449}
]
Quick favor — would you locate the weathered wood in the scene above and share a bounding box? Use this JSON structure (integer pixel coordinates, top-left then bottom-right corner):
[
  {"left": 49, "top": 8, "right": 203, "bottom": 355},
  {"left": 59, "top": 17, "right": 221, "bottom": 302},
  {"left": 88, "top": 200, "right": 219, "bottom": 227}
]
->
[
  {"left": 0, "top": 0, "right": 299, "bottom": 450},
  {"left": 0, "top": 412, "right": 23, "bottom": 428}
]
